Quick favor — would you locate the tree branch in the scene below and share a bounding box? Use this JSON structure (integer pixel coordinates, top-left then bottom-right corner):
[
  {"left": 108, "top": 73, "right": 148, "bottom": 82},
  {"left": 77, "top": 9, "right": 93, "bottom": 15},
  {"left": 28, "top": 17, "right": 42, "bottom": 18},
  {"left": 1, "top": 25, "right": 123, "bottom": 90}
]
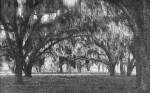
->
[
  {"left": 1, "top": 20, "right": 16, "bottom": 59},
  {"left": 94, "top": 39, "right": 112, "bottom": 63}
]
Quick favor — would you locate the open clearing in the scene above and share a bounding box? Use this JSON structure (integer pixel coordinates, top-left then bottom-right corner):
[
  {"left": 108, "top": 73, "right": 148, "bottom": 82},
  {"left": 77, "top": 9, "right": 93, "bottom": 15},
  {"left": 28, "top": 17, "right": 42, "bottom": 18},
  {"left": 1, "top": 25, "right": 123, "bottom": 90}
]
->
[{"left": 0, "top": 74, "right": 136, "bottom": 93}]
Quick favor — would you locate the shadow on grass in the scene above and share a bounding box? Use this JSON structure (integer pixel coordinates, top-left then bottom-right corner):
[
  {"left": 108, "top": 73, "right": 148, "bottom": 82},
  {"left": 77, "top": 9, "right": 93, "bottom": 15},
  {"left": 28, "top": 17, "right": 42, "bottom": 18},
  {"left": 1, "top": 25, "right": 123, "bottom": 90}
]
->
[{"left": 1, "top": 75, "right": 136, "bottom": 93}]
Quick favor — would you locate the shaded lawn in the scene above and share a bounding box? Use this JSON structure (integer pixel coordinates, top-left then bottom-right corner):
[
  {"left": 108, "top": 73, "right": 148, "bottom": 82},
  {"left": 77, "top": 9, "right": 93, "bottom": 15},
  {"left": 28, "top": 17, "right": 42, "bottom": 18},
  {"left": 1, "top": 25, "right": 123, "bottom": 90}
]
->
[{"left": 0, "top": 75, "right": 137, "bottom": 93}]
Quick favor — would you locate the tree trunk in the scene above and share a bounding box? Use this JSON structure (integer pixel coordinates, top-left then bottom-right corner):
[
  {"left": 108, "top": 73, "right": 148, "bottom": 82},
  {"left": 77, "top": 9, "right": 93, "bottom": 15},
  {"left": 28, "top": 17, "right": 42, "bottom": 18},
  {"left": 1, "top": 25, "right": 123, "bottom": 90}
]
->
[
  {"left": 137, "top": 1, "right": 150, "bottom": 92},
  {"left": 59, "top": 65, "right": 63, "bottom": 73},
  {"left": 127, "top": 59, "right": 135, "bottom": 76},
  {"left": 59, "top": 56, "right": 65, "bottom": 73},
  {"left": 102, "top": 65, "right": 104, "bottom": 72},
  {"left": 109, "top": 63, "right": 116, "bottom": 76},
  {"left": 120, "top": 61, "right": 125, "bottom": 75},
  {"left": 66, "top": 61, "right": 71, "bottom": 73},
  {"left": 127, "top": 65, "right": 134, "bottom": 76},
  {"left": 138, "top": 45, "right": 150, "bottom": 92},
  {"left": 57, "top": 62, "right": 59, "bottom": 73},
  {"left": 86, "top": 60, "right": 90, "bottom": 71},
  {"left": 98, "top": 63, "right": 100, "bottom": 72},
  {"left": 15, "top": 57, "right": 24, "bottom": 85},
  {"left": 24, "top": 62, "right": 32, "bottom": 77},
  {"left": 139, "top": 66, "right": 150, "bottom": 93},
  {"left": 15, "top": 37, "right": 24, "bottom": 84},
  {"left": 36, "top": 67, "right": 38, "bottom": 72},
  {"left": 86, "top": 63, "right": 90, "bottom": 71},
  {"left": 136, "top": 61, "right": 141, "bottom": 87},
  {"left": 127, "top": 66, "right": 134, "bottom": 76},
  {"left": 39, "top": 66, "right": 41, "bottom": 72},
  {"left": 77, "top": 60, "right": 81, "bottom": 73}
]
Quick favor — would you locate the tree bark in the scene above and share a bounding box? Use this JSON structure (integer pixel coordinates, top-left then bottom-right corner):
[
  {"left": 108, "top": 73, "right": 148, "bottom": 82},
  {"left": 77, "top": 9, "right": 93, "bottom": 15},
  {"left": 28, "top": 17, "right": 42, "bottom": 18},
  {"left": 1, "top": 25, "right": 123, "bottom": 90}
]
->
[
  {"left": 98, "top": 63, "right": 100, "bottom": 72},
  {"left": 24, "top": 62, "right": 32, "bottom": 77},
  {"left": 15, "top": 56, "right": 24, "bottom": 85},
  {"left": 86, "top": 63, "right": 90, "bottom": 71},
  {"left": 127, "top": 56, "right": 135, "bottom": 76},
  {"left": 39, "top": 67, "right": 41, "bottom": 72},
  {"left": 137, "top": 1, "right": 150, "bottom": 92},
  {"left": 109, "top": 63, "right": 116, "bottom": 76},
  {"left": 138, "top": 44, "right": 150, "bottom": 92},
  {"left": 120, "top": 61, "right": 125, "bottom": 75},
  {"left": 127, "top": 59, "right": 135, "bottom": 76},
  {"left": 77, "top": 60, "right": 81, "bottom": 73},
  {"left": 127, "top": 65, "right": 134, "bottom": 76},
  {"left": 136, "top": 61, "right": 141, "bottom": 87},
  {"left": 66, "top": 60, "right": 71, "bottom": 73},
  {"left": 86, "top": 60, "right": 90, "bottom": 71},
  {"left": 15, "top": 36, "right": 24, "bottom": 84},
  {"left": 59, "top": 56, "right": 64, "bottom": 73},
  {"left": 59, "top": 65, "right": 63, "bottom": 73}
]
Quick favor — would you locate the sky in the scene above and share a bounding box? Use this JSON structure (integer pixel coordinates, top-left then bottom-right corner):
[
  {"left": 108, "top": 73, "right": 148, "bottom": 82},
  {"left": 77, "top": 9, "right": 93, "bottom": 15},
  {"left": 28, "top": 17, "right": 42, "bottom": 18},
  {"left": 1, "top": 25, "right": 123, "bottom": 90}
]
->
[{"left": 63, "top": 0, "right": 78, "bottom": 7}]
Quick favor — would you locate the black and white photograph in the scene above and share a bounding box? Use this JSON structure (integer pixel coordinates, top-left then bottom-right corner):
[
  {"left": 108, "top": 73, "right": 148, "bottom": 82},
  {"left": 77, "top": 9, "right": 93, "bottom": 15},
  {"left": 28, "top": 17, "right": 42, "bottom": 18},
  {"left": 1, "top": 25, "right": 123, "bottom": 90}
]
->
[{"left": 0, "top": 0, "right": 150, "bottom": 93}]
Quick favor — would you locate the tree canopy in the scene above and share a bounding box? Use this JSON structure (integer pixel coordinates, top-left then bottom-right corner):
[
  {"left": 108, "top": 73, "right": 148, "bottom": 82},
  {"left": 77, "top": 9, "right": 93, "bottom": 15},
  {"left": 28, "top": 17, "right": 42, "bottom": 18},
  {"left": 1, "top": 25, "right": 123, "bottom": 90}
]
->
[{"left": 1, "top": 0, "right": 150, "bottom": 92}]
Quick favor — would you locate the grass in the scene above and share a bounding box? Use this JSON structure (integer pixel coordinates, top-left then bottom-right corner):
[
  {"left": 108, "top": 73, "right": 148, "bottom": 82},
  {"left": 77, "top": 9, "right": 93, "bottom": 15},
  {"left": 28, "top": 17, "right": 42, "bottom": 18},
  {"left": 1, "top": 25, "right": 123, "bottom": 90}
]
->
[{"left": 0, "top": 74, "right": 137, "bottom": 93}]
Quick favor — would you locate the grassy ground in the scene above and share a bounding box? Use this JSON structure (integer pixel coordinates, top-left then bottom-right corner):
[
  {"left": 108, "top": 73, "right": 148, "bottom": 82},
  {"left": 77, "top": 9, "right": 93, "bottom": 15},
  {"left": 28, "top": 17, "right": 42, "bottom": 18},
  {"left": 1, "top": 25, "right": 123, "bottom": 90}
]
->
[{"left": 0, "top": 74, "right": 137, "bottom": 93}]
